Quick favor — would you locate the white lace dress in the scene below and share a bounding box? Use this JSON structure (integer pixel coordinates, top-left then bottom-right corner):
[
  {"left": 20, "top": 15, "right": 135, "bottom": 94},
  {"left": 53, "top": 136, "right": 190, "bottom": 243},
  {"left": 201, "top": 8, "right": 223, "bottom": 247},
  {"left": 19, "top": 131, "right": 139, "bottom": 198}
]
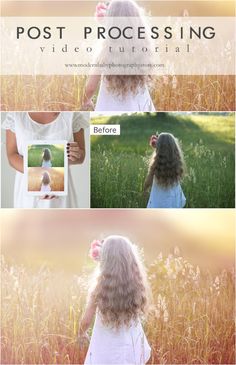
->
[
  {"left": 95, "top": 78, "right": 155, "bottom": 112},
  {"left": 2, "top": 112, "right": 89, "bottom": 208},
  {"left": 84, "top": 313, "right": 151, "bottom": 364}
]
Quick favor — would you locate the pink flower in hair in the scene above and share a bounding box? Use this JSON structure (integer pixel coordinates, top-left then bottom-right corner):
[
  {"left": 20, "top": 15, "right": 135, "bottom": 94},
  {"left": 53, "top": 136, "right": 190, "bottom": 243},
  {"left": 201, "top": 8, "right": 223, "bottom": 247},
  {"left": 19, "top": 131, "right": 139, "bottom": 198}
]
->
[
  {"left": 95, "top": 2, "right": 108, "bottom": 20},
  {"left": 149, "top": 134, "right": 158, "bottom": 148},
  {"left": 89, "top": 240, "right": 102, "bottom": 261}
]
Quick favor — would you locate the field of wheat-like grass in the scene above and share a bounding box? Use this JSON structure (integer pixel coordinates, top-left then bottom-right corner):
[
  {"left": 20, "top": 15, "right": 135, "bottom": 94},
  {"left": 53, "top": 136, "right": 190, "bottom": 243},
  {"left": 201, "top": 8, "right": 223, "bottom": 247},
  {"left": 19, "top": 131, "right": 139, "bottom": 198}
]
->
[
  {"left": 28, "top": 167, "right": 64, "bottom": 191},
  {"left": 1, "top": 252, "right": 234, "bottom": 365},
  {"left": 1, "top": 75, "right": 235, "bottom": 111}
]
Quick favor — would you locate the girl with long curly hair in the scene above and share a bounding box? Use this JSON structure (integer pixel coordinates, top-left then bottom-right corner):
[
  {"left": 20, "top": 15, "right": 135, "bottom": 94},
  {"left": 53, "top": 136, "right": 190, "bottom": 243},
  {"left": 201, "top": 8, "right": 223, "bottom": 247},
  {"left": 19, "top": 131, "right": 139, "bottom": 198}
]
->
[
  {"left": 144, "top": 133, "right": 186, "bottom": 208},
  {"left": 41, "top": 148, "right": 52, "bottom": 168},
  {"left": 82, "top": 0, "right": 155, "bottom": 112},
  {"left": 78, "top": 235, "right": 151, "bottom": 364}
]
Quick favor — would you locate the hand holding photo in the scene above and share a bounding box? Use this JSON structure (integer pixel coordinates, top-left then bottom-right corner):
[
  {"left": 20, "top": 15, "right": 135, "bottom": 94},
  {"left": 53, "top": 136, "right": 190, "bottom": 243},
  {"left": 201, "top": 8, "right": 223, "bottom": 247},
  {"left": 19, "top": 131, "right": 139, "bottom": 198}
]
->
[
  {"left": 25, "top": 141, "right": 68, "bottom": 196},
  {"left": 67, "top": 142, "right": 84, "bottom": 163}
]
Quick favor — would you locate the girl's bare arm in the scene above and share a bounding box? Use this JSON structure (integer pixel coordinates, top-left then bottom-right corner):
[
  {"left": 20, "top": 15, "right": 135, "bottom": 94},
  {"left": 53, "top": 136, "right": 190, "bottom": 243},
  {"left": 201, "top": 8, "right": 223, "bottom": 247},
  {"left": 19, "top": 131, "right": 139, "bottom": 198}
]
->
[
  {"left": 6, "top": 130, "right": 24, "bottom": 173},
  {"left": 78, "top": 298, "right": 96, "bottom": 336},
  {"left": 82, "top": 75, "right": 101, "bottom": 109}
]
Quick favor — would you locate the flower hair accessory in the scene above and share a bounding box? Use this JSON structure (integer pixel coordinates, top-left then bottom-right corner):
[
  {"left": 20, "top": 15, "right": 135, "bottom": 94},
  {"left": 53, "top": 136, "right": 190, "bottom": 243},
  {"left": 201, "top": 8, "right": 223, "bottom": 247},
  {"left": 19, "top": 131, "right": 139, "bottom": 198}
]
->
[
  {"left": 95, "top": 2, "right": 108, "bottom": 20},
  {"left": 89, "top": 240, "right": 103, "bottom": 261},
  {"left": 149, "top": 134, "right": 158, "bottom": 148}
]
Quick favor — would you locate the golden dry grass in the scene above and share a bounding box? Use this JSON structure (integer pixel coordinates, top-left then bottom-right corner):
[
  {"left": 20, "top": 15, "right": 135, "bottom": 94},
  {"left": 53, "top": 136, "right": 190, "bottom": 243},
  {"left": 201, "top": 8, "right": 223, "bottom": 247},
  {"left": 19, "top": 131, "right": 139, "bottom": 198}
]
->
[
  {"left": 1, "top": 252, "right": 235, "bottom": 364},
  {"left": 1, "top": 75, "right": 235, "bottom": 111},
  {"left": 28, "top": 167, "right": 64, "bottom": 191}
]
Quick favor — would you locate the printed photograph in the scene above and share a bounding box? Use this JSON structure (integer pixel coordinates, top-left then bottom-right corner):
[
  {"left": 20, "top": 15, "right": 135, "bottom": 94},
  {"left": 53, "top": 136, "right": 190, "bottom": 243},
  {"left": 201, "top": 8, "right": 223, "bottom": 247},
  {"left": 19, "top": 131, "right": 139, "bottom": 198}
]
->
[
  {"left": 27, "top": 143, "right": 66, "bottom": 193},
  {"left": 1, "top": 209, "right": 234, "bottom": 364},
  {"left": 1, "top": 112, "right": 90, "bottom": 208},
  {"left": 91, "top": 112, "right": 235, "bottom": 208},
  {"left": 28, "top": 167, "right": 65, "bottom": 193},
  {"left": 28, "top": 144, "right": 65, "bottom": 168}
]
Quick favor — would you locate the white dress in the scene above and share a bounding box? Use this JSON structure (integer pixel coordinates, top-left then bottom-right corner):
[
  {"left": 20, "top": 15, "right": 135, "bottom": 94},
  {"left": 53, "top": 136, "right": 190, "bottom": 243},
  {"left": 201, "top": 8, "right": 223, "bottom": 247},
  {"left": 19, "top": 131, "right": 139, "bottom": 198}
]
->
[
  {"left": 40, "top": 183, "right": 51, "bottom": 193},
  {"left": 42, "top": 160, "right": 52, "bottom": 168},
  {"left": 2, "top": 112, "right": 90, "bottom": 208},
  {"left": 147, "top": 178, "right": 186, "bottom": 208},
  {"left": 84, "top": 313, "right": 151, "bottom": 364},
  {"left": 95, "top": 78, "right": 155, "bottom": 112}
]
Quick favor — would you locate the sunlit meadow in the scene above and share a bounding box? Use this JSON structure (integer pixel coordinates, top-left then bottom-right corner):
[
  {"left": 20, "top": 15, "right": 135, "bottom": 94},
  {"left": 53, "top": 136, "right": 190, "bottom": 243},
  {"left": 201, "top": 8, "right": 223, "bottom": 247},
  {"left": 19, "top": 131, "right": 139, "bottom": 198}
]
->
[
  {"left": 1, "top": 75, "right": 235, "bottom": 111},
  {"left": 91, "top": 113, "right": 235, "bottom": 208},
  {"left": 1, "top": 210, "right": 235, "bottom": 364},
  {"left": 1, "top": 251, "right": 234, "bottom": 364}
]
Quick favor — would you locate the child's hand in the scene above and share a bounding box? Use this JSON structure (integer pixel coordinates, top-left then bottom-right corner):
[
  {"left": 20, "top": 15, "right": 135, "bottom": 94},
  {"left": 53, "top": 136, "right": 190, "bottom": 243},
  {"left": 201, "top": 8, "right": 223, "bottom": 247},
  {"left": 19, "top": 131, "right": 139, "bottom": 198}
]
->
[
  {"left": 67, "top": 142, "right": 82, "bottom": 162},
  {"left": 77, "top": 333, "right": 90, "bottom": 347},
  {"left": 149, "top": 134, "right": 158, "bottom": 148},
  {"left": 82, "top": 99, "right": 94, "bottom": 111}
]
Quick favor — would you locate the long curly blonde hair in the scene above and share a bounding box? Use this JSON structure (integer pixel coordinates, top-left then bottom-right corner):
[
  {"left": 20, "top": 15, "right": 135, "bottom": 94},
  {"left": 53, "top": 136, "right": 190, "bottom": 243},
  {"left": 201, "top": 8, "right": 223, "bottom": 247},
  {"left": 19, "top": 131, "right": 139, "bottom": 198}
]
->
[
  {"left": 144, "top": 133, "right": 185, "bottom": 190},
  {"left": 41, "top": 171, "right": 51, "bottom": 185},
  {"left": 102, "top": 0, "right": 151, "bottom": 97},
  {"left": 42, "top": 148, "right": 52, "bottom": 162},
  {"left": 91, "top": 235, "right": 150, "bottom": 328}
]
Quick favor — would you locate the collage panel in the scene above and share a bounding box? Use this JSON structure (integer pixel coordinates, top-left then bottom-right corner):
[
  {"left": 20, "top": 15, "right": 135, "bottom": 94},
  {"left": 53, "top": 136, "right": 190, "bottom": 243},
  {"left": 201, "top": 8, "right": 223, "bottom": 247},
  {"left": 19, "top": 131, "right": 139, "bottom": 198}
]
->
[
  {"left": 91, "top": 112, "right": 235, "bottom": 208},
  {"left": 1, "top": 1, "right": 235, "bottom": 112},
  {"left": 1, "top": 112, "right": 90, "bottom": 208},
  {"left": 1, "top": 209, "right": 235, "bottom": 364}
]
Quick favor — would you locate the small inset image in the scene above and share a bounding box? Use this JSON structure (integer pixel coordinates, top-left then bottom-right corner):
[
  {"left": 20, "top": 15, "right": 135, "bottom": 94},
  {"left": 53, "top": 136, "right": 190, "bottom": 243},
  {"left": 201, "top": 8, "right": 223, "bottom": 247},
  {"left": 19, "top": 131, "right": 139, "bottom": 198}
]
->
[
  {"left": 25, "top": 141, "right": 68, "bottom": 196},
  {"left": 91, "top": 112, "right": 235, "bottom": 208},
  {"left": 28, "top": 143, "right": 65, "bottom": 168},
  {"left": 28, "top": 168, "right": 65, "bottom": 193}
]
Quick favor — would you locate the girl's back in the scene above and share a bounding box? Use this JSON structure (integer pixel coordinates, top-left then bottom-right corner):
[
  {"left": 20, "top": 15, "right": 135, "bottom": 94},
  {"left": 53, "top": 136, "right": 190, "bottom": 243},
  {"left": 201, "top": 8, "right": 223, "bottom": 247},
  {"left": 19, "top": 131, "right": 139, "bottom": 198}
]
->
[
  {"left": 84, "top": 312, "right": 150, "bottom": 364},
  {"left": 145, "top": 133, "right": 186, "bottom": 208},
  {"left": 147, "top": 178, "right": 186, "bottom": 208},
  {"left": 95, "top": 78, "right": 155, "bottom": 112},
  {"left": 81, "top": 235, "right": 151, "bottom": 364},
  {"left": 42, "top": 159, "right": 52, "bottom": 168}
]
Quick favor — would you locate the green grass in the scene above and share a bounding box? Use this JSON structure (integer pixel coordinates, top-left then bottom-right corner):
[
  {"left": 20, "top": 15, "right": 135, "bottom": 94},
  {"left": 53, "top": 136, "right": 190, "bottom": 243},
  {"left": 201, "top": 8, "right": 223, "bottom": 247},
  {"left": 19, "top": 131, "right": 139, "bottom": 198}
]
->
[
  {"left": 28, "top": 144, "right": 64, "bottom": 167},
  {"left": 91, "top": 113, "right": 235, "bottom": 208}
]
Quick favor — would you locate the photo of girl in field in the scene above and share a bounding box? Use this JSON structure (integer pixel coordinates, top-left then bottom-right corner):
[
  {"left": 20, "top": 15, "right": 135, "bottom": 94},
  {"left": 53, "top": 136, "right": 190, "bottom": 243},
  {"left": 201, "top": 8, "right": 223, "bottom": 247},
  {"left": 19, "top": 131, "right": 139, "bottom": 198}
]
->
[
  {"left": 91, "top": 112, "right": 235, "bottom": 208},
  {"left": 41, "top": 148, "right": 52, "bottom": 168},
  {"left": 1, "top": 0, "right": 234, "bottom": 112},
  {"left": 1, "top": 209, "right": 234, "bottom": 364},
  {"left": 40, "top": 171, "right": 52, "bottom": 193}
]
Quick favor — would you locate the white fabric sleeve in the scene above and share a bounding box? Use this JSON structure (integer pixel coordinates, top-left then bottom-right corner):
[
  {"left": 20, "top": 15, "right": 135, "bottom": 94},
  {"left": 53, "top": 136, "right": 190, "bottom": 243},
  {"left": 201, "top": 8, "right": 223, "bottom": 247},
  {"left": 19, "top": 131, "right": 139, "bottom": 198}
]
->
[
  {"left": 72, "top": 112, "right": 90, "bottom": 133},
  {"left": 2, "top": 112, "right": 16, "bottom": 133}
]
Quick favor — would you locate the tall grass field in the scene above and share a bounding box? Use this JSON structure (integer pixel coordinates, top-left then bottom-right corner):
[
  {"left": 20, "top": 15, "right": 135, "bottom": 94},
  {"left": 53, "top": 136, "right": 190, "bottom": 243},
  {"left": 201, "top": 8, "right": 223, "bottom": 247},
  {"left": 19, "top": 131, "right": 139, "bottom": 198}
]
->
[
  {"left": 91, "top": 113, "right": 235, "bottom": 208},
  {"left": 28, "top": 167, "right": 65, "bottom": 192},
  {"left": 1, "top": 75, "right": 235, "bottom": 111},
  {"left": 1, "top": 253, "right": 234, "bottom": 364}
]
